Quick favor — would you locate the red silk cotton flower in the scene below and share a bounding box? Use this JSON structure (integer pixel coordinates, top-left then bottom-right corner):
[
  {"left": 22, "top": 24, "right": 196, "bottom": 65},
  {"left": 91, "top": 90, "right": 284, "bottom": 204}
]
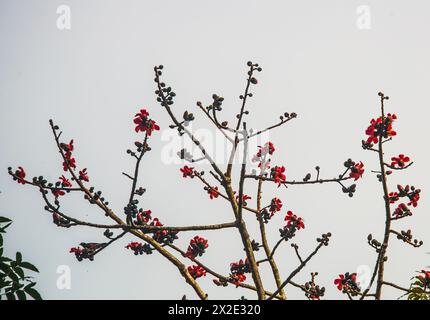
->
[
  {"left": 187, "top": 265, "right": 207, "bottom": 279},
  {"left": 63, "top": 152, "right": 76, "bottom": 171},
  {"left": 349, "top": 162, "right": 364, "bottom": 181},
  {"left": 269, "top": 198, "right": 282, "bottom": 217},
  {"left": 207, "top": 187, "right": 219, "bottom": 199},
  {"left": 184, "top": 236, "right": 208, "bottom": 259},
  {"left": 59, "top": 175, "right": 72, "bottom": 187},
  {"left": 15, "top": 167, "right": 26, "bottom": 184},
  {"left": 391, "top": 154, "right": 410, "bottom": 168},
  {"left": 134, "top": 108, "right": 160, "bottom": 136},
  {"left": 271, "top": 166, "right": 286, "bottom": 187},
  {"left": 365, "top": 113, "right": 397, "bottom": 144},
  {"left": 79, "top": 168, "right": 89, "bottom": 182},
  {"left": 285, "top": 211, "right": 305, "bottom": 230},
  {"left": 180, "top": 166, "right": 194, "bottom": 178}
]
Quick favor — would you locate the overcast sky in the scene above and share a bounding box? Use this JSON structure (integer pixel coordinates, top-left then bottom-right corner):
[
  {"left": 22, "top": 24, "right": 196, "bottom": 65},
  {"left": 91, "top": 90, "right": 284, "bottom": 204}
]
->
[{"left": 1, "top": 0, "right": 429, "bottom": 300}]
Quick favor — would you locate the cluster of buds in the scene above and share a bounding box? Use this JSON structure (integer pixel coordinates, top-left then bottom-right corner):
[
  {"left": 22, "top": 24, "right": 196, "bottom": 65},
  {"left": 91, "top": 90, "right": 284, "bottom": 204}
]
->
[
  {"left": 396, "top": 184, "right": 421, "bottom": 208},
  {"left": 303, "top": 272, "right": 326, "bottom": 300},
  {"left": 52, "top": 212, "right": 70, "bottom": 228},
  {"left": 392, "top": 203, "right": 412, "bottom": 219},
  {"left": 395, "top": 229, "right": 423, "bottom": 247},
  {"left": 184, "top": 236, "right": 208, "bottom": 259},
  {"left": 125, "top": 242, "right": 153, "bottom": 255},
  {"left": 367, "top": 234, "right": 384, "bottom": 253},
  {"left": 70, "top": 246, "right": 94, "bottom": 261},
  {"left": 150, "top": 218, "right": 179, "bottom": 245}
]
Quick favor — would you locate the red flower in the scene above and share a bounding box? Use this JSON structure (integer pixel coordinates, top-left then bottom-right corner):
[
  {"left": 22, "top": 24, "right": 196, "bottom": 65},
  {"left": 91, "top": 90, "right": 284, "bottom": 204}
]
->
[
  {"left": 63, "top": 152, "right": 76, "bottom": 171},
  {"left": 187, "top": 265, "right": 207, "bottom": 279},
  {"left": 70, "top": 247, "right": 83, "bottom": 254},
  {"left": 134, "top": 108, "right": 160, "bottom": 136},
  {"left": 349, "top": 162, "right": 364, "bottom": 181},
  {"left": 15, "top": 166, "right": 26, "bottom": 184},
  {"left": 365, "top": 114, "right": 397, "bottom": 144},
  {"left": 334, "top": 274, "right": 345, "bottom": 291},
  {"left": 207, "top": 187, "right": 219, "bottom": 199},
  {"left": 126, "top": 242, "right": 142, "bottom": 250},
  {"left": 52, "top": 189, "right": 65, "bottom": 198},
  {"left": 418, "top": 270, "right": 430, "bottom": 284},
  {"left": 180, "top": 166, "right": 194, "bottom": 178},
  {"left": 59, "top": 175, "right": 72, "bottom": 187},
  {"left": 185, "top": 236, "right": 209, "bottom": 259},
  {"left": 269, "top": 197, "right": 282, "bottom": 216},
  {"left": 235, "top": 193, "right": 251, "bottom": 204},
  {"left": 61, "top": 139, "right": 74, "bottom": 152},
  {"left": 79, "top": 168, "right": 89, "bottom": 182},
  {"left": 231, "top": 273, "right": 247, "bottom": 287},
  {"left": 285, "top": 211, "right": 305, "bottom": 230},
  {"left": 408, "top": 192, "right": 420, "bottom": 208},
  {"left": 271, "top": 166, "right": 286, "bottom": 187},
  {"left": 136, "top": 210, "right": 152, "bottom": 224},
  {"left": 388, "top": 192, "right": 399, "bottom": 204},
  {"left": 391, "top": 154, "right": 410, "bottom": 168},
  {"left": 392, "top": 203, "right": 410, "bottom": 218},
  {"left": 334, "top": 272, "right": 358, "bottom": 292}
]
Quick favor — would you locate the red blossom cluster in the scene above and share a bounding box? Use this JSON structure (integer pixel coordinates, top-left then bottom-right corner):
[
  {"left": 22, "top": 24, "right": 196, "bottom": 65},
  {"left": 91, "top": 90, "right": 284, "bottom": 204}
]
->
[
  {"left": 334, "top": 272, "right": 359, "bottom": 293},
  {"left": 79, "top": 168, "right": 89, "bottom": 182},
  {"left": 61, "top": 140, "right": 76, "bottom": 171},
  {"left": 187, "top": 265, "right": 207, "bottom": 279},
  {"left": 271, "top": 166, "right": 286, "bottom": 187},
  {"left": 365, "top": 113, "right": 397, "bottom": 145},
  {"left": 391, "top": 154, "right": 411, "bottom": 168},
  {"left": 235, "top": 193, "right": 251, "bottom": 205},
  {"left": 391, "top": 184, "right": 421, "bottom": 208},
  {"left": 180, "top": 165, "right": 194, "bottom": 178},
  {"left": 134, "top": 108, "right": 160, "bottom": 136},
  {"left": 15, "top": 166, "right": 26, "bottom": 184},
  {"left": 230, "top": 259, "right": 251, "bottom": 287},
  {"left": 125, "top": 242, "right": 146, "bottom": 255},
  {"left": 252, "top": 142, "right": 275, "bottom": 170},
  {"left": 136, "top": 210, "right": 152, "bottom": 224},
  {"left": 284, "top": 211, "right": 305, "bottom": 230},
  {"left": 184, "top": 236, "right": 209, "bottom": 259},
  {"left": 59, "top": 175, "right": 72, "bottom": 187},
  {"left": 349, "top": 162, "right": 365, "bottom": 181},
  {"left": 417, "top": 270, "right": 430, "bottom": 285},
  {"left": 207, "top": 186, "right": 219, "bottom": 199},
  {"left": 269, "top": 197, "right": 282, "bottom": 217}
]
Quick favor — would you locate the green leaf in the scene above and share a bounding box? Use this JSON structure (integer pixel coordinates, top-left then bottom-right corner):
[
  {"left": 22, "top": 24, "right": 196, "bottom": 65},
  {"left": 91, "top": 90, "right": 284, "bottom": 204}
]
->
[
  {"left": 6, "top": 292, "right": 16, "bottom": 300},
  {"left": 0, "top": 222, "right": 12, "bottom": 233},
  {"left": 16, "top": 252, "right": 22, "bottom": 264},
  {"left": 16, "top": 290, "right": 27, "bottom": 300},
  {"left": 14, "top": 267, "right": 24, "bottom": 279},
  {"left": 20, "top": 261, "right": 39, "bottom": 273},
  {"left": 24, "top": 287, "right": 42, "bottom": 300},
  {"left": 0, "top": 217, "right": 12, "bottom": 223}
]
